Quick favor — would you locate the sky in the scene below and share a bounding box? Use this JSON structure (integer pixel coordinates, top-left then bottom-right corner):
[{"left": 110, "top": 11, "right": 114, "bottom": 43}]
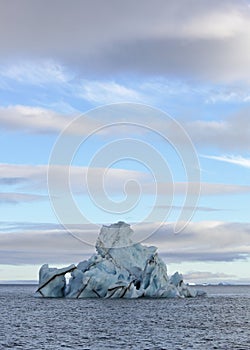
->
[{"left": 0, "top": 0, "right": 250, "bottom": 284}]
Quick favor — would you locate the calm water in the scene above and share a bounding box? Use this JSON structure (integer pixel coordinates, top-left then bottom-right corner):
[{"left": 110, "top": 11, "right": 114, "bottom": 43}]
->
[{"left": 0, "top": 285, "right": 249, "bottom": 349}]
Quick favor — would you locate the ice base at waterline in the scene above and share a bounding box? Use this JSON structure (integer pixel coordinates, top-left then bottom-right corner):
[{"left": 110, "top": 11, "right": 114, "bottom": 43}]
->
[{"left": 35, "top": 222, "right": 205, "bottom": 298}]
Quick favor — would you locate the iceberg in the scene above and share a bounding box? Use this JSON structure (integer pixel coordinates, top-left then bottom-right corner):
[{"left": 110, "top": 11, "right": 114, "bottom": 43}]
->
[{"left": 35, "top": 221, "right": 205, "bottom": 298}]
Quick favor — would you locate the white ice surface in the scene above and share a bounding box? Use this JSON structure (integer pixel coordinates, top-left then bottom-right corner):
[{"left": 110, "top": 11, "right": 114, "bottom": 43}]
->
[{"left": 36, "top": 222, "right": 204, "bottom": 298}]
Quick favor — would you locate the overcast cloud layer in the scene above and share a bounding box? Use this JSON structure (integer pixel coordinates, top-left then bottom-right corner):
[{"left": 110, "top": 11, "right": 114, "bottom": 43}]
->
[{"left": 0, "top": 0, "right": 250, "bottom": 82}]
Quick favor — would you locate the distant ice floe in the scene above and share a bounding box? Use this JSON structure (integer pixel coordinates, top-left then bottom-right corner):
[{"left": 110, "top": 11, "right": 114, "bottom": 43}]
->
[{"left": 35, "top": 222, "right": 206, "bottom": 299}]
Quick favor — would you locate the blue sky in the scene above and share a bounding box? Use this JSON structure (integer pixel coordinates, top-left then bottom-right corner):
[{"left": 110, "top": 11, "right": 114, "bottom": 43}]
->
[{"left": 0, "top": 0, "right": 250, "bottom": 284}]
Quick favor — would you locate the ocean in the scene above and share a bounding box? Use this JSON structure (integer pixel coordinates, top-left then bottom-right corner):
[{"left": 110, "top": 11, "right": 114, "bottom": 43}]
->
[{"left": 0, "top": 284, "right": 249, "bottom": 349}]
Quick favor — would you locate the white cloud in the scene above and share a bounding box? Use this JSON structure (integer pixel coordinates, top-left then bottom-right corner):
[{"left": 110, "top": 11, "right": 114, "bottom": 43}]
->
[
  {"left": 155, "top": 205, "right": 226, "bottom": 212},
  {"left": 2, "top": 60, "right": 250, "bottom": 107},
  {"left": 0, "top": 192, "right": 47, "bottom": 204},
  {"left": 184, "top": 109, "right": 250, "bottom": 151},
  {"left": 0, "top": 163, "right": 146, "bottom": 193},
  {"left": 183, "top": 271, "right": 236, "bottom": 280},
  {"left": 0, "top": 60, "right": 71, "bottom": 85},
  {"left": 1, "top": 102, "right": 250, "bottom": 154},
  {"left": 78, "top": 80, "right": 144, "bottom": 104},
  {"left": 0, "top": 229, "right": 94, "bottom": 265},
  {"left": 1, "top": 163, "right": 250, "bottom": 199},
  {"left": 0, "top": 105, "right": 73, "bottom": 133},
  {"left": 206, "top": 89, "right": 250, "bottom": 104},
  {"left": 203, "top": 154, "right": 250, "bottom": 168},
  {"left": 176, "top": 9, "right": 248, "bottom": 40},
  {"left": 143, "top": 181, "right": 250, "bottom": 196}
]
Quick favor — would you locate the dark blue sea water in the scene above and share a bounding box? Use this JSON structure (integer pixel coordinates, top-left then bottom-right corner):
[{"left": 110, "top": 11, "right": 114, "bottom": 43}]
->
[{"left": 0, "top": 285, "right": 249, "bottom": 349}]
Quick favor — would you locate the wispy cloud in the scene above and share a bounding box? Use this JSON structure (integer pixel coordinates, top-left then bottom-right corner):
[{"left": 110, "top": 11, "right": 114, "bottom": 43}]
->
[
  {"left": 0, "top": 163, "right": 147, "bottom": 193},
  {"left": 203, "top": 154, "right": 250, "bottom": 168},
  {"left": 185, "top": 109, "right": 250, "bottom": 151},
  {"left": 78, "top": 80, "right": 144, "bottom": 104},
  {"left": 0, "top": 221, "right": 96, "bottom": 232},
  {"left": 206, "top": 89, "right": 250, "bottom": 104},
  {"left": 0, "top": 193, "right": 48, "bottom": 205},
  {"left": 0, "top": 105, "right": 75, "bottom": 134},
  {"left": 145, "top": 182, "right": 250, "bottom": 196},
  {"left": 0, "top": 177, "right": 28, "bottom": 185},
  {"left": 184, "top": 271, "right": 236, "bottom": 281},
  {"left": 154, "top": 205, "right": 227, "bottom": 212},
  {"left": 1, "top": 60, "right": 250, "bottom": 109},
  {"left": 1, "top": 102, "right": 250, "bottom": 154},
  {"left": 0, "top": 60, "right": 71, "bottom": 85},
  {"left": 1, "top": 163, "right": 250, "bottom": 196}
]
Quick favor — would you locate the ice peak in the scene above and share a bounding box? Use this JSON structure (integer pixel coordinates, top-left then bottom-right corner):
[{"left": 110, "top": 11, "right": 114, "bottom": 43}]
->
[
  {"left": 106, "top": 221, "right": 129, "bottom": 228},
  {"left": 96, "top": 221, "right": 134, "bottom": 254}
]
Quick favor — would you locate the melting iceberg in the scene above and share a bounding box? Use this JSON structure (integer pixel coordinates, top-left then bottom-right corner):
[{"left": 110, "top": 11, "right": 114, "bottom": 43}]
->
[{"left": 35, "top": 222, "right": 205, "bottom": 298}]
